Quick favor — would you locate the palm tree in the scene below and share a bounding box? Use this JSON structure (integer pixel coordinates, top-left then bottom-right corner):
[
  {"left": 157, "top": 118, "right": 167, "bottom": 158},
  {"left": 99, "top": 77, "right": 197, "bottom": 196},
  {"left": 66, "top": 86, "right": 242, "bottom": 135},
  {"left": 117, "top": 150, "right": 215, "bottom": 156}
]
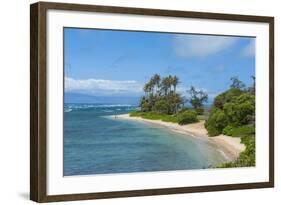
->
[
  {"left": 161, "top": 77, "right": 170, "bottom": 96},
  {"left": 143, "top": 82, "right": 152, "bottom": 96},
  {"left": 167, "top": 75, "right": 174, "bottom": 93},
  {"left": 151, "top": 74, "right": 161, "bottom": 94},
  {"left": 140, "top": 74, "right": 185, "bottom": 114},
  {"left": 172, "top": 75, "right": 179, "bottom": 92}
]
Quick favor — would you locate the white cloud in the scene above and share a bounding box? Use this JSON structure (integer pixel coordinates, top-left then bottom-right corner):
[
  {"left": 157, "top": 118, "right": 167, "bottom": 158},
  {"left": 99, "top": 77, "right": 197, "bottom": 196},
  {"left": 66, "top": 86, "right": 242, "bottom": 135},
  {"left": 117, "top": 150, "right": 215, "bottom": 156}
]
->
[
  {"left": 173, "top": 35, "right": 237, "bottom": 58},
  {"left": 241, "top": 39, "right": 255, "bottom": 57},
  {"left": 65, "top": 77, "right": 143, "bottom": 96}
]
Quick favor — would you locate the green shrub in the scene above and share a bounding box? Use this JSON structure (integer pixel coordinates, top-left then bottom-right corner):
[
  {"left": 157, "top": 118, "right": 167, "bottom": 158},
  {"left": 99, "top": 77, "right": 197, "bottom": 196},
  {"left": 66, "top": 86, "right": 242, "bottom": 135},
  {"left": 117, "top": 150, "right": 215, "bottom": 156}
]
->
[
  {"left": 224, "top": 88, "right": 244, "bottom": 101},
  {"left": 209, "top": 90, "right": 255, "bottom": 137},
  {"left": 241, "top": 135, "right": 255, "bottom": 147},
  {"left": 206, "top": 126, "right": 221, "bottom": 136},
  {"left": 222, "top": 125, "right": 235, "bottom": 135},
  {"left": 223, "top": 93, "right": 255, "bottom": 126},
  {"left": 205, "top": 108, "right": 228, "bottom": 136},
  {"left": 195, "top": 107, "right": 204, "bottom": 115},
  {"left": 177, "top": 110, "right": 198, "bottom": 125},
  {"left": 223, "top": 125, "right": 255, "bottom": 137}
]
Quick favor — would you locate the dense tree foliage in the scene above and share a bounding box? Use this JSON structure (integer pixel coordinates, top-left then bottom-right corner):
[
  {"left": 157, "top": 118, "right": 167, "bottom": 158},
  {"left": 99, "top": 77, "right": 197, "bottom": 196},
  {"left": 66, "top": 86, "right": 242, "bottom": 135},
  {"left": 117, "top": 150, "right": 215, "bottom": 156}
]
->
[
  {"left": 205, "top": 77, "right": 255, "bottom": 136},
  {"left": 140, "top": 74, "right": 184, "bottom": 115},
  {"left": 213, "top": 88, "right": 243, "bottom": 109},
  {"left": 137, "top": 74, "right": 206, "bottom": 124},
  {"left": 223, "top": 93, "right": 255, "bottom": 126},
  {"left": 205, "top": 108, "right": 228, "bottom": 136},
  {"left": 139, "top": 74, "right": 209, "bottom": 117},
  {"left": 205, "top": 76, "right": 256, "bottom": 167}
]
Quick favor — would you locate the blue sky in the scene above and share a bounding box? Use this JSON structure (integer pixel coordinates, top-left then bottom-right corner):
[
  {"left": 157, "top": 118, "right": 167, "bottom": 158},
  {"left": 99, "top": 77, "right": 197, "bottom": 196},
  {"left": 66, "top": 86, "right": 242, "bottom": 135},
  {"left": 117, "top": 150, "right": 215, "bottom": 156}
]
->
[{"left": 64, "top": 28, "right": 255, "bottom": 103}]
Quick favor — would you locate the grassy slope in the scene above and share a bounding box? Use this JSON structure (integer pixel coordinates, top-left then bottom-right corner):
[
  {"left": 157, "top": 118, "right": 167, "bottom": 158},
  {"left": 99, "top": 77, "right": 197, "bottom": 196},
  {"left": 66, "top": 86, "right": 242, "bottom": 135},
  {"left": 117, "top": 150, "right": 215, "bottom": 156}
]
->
[{"left": 129, "top": 111, "right": 179, "bottom": 123}]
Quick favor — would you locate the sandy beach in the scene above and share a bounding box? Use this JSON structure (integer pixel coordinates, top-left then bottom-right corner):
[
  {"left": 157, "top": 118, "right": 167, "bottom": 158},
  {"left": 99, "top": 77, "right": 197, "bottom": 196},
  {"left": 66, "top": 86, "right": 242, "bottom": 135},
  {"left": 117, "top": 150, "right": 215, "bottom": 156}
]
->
[{"left": 114, "top": 114, "right": 246, "bottom": 162}]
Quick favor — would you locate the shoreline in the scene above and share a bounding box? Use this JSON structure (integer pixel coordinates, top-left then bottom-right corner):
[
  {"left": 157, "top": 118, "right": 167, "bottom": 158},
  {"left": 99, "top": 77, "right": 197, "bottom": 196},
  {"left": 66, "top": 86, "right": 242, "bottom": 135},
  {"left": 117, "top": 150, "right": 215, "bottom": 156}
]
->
[{"left": 113, "top": 114, "right": 246, "bottom": 162}]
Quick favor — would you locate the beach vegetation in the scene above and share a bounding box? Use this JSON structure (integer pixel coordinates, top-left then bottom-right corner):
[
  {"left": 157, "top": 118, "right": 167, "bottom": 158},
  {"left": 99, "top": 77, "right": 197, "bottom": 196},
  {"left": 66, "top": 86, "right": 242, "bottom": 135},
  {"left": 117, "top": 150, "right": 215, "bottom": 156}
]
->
[
  {"left": 205, "top": 108, "right": 228, "bottom": 136},
  {"left": 223, "top": 93, "right": 255, "bottom": 126},
  {"left": 222, "top": 125, "right": 255, "bottom": 137},
  {"left": 213, "top": 88, "right": 243, "bottom": 109},
  {"left": 205, "top": 76, "right": 256, "bottom": 168},
  {"left": 140, "top": 74, "right": 184, "bottom": 115},
  {"left": 177, "top": 110, "right": 199, "bottom": 125},
  {"left": 218, "top": 135, "right": 255, "bottom": 168},
  {"left": 136, "top": 74, "right": 211, "bottom": 125},
  {"left": 153, "top": 99, "right": 170, "bottom": 114},
  {"left": 220, "top": 124, "right": 255, "bottom": 167},
  {"left": 129, "top": 111, "right": 178, "bottom": 123},
  {"left": 129, "top": 110, "right": 199, "bottom": 125},
  {"left": 186, "top": 86, "right": 208, "bottom": 110},
  {"left": 205, "top": 77, "right": 255, "bottom": 137}
]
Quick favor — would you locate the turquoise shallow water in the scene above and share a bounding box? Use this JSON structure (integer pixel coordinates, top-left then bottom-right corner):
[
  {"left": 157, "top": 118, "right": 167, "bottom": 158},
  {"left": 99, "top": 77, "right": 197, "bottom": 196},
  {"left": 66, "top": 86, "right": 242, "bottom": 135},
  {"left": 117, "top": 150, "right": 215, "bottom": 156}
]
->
[{"left": 63, "top": 104, "right": 226, "bottom": 176}]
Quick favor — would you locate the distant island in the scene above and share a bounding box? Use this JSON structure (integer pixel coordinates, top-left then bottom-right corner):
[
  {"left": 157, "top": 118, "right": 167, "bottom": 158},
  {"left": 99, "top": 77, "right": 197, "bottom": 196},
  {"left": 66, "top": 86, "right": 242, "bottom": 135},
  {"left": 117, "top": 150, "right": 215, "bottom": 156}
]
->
[{"left": 116, "top": 74, "right": 255, "bottom": 168}]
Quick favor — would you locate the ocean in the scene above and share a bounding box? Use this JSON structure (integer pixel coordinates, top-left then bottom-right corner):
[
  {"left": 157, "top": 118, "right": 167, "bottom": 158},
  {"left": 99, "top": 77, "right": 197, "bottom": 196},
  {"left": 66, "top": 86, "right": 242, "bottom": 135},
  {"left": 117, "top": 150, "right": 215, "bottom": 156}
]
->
[{"left": 63, "top": 103, "right": 226, "bottom": 176}]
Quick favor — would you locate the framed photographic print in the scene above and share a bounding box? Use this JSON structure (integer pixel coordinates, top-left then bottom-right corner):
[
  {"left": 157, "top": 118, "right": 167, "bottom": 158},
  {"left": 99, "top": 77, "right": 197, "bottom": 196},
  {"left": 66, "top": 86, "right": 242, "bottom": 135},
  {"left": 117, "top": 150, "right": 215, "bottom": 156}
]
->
[{"left": 30, "top": 1, "right": 274, "bottom": 202}]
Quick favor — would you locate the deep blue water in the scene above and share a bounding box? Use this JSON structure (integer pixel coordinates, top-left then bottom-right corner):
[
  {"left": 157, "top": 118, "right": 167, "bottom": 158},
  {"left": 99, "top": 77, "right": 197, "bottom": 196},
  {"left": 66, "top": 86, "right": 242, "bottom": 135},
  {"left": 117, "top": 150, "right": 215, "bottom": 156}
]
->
[{"left": 63, "top": 104, "right": 225, "bottom": 176}]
